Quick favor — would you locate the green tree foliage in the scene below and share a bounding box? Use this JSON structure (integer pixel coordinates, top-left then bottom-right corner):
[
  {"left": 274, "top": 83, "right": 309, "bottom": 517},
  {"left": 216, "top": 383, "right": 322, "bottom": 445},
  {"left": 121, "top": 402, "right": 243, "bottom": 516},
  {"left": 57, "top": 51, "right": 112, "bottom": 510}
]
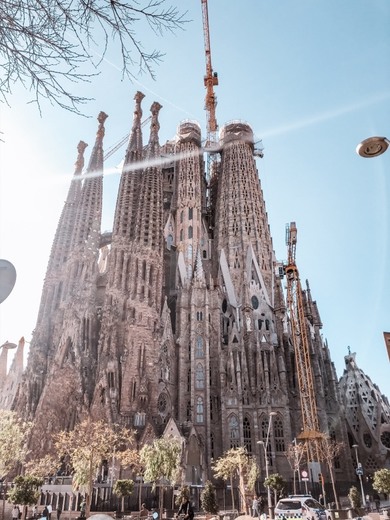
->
[
  {"left": 200, "top": 480, "right": 219, "bottom": 515},
  {"left": 373, "top": 468, "right": 390, "bottom": 494},
  {"left": 0, "top": 0, "right": 188, "bottom": 113},
  {"left": 348, "top": 486, "right": 362, "bottom": 509},
  {"left": 53, "top": 419, "right": 136, "bottom": 518},
  {"left": 247, "top": 456, "right": 260, "bottom": 493},
  {"left": 113, "top": 479, "right": 134, "bottom": 513},
  {"left": 140, "top": 437, "right": 182, "bottom": 518},
  {"left": 263, "top": 474, "right": 286, "bottom": 506},
  {"left": 0, "top": 411, "right": 31, "bottom": 479},
  {"left": 7, "top": 475, "right": 43, "bottom": 519},
  {"left": 213, "top": 447, "right": 258, "bottom": 514}
]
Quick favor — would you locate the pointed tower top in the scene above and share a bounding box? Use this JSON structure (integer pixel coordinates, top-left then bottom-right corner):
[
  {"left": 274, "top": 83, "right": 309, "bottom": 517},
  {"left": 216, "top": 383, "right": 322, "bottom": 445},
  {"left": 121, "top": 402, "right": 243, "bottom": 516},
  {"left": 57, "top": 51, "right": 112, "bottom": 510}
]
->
[
  {"left": 148, "top": 102, "right": 162, "bottom": 150},
  {"left": 86, "top": 112, "right": 108, "bottom": 172},
  {"left": 74, "top": 141, "right": 88, "bottom": 175},
  {"left": 126, "top": 92, "right": 145, "bottom": 156}
]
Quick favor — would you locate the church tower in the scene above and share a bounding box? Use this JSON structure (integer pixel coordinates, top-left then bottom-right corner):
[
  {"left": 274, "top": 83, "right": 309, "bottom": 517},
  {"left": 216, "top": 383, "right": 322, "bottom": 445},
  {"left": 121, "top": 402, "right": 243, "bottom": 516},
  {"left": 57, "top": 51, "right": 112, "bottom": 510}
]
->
[
  {"left": 16, "top": 113, "right": 107, "bottom": 454},
  {"left": 91, "top": 98, "right": 169, "bottom": 431}
]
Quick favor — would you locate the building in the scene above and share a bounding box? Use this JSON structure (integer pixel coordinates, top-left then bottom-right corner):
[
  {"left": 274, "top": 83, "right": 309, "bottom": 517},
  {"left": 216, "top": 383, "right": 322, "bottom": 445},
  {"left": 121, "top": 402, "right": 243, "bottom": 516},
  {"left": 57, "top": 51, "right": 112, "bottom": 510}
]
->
[
  {"left": 13, "top": 92, "right": 356, "bottom": 487},
  {"left": 339, "top": 351, "right": 390, "bottom": 474}
]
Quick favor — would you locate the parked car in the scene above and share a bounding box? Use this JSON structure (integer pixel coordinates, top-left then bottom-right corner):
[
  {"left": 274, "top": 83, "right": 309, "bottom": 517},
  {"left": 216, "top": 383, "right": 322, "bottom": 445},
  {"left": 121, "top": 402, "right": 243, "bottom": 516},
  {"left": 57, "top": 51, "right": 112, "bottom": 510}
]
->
[{"left": 275, "top": 495, "right": 330, "bottom": 520}]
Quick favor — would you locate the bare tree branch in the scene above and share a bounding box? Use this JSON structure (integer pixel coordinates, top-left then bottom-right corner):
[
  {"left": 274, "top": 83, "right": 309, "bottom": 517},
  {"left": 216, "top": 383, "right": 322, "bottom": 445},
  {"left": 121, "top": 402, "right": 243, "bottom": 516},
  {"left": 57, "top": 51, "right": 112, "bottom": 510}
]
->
[{"left": 0, "top": 0, "right": 189, "bottom": 114}]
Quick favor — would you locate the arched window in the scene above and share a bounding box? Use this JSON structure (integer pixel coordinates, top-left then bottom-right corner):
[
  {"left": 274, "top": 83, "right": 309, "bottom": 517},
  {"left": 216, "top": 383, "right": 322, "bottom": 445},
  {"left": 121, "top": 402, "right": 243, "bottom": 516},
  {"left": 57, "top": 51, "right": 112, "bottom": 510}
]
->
[
  {"left": 187, "top": 401, "right": 192, "bottom": 421},
  {"left": 180, "top": 229, "right": 184, "bottom": 241},
  {"left": 189, "top": 207, "right": 193, "bottom": 220},
  {"left": 274, "top": 417, "right": 285, "bottom": 452},
  {"left": 229, "top": 415, "right": 239, "bottom": 448},
  {"left": 195, "top": 336, "right": 204, "bottom": 357},
  {"left": 180, "top": 210, "right": 184, "bottom": 223},
  {"left": 195, "top": 363, "right": 204, "bottom": 389},
  {"left": 188, "top": 226, "right": 193, "bottom": 239},
  {"left": 196, "top": 397, "right": 204, "bottom": 423},
  {"left": 243, "top": 417, "right": 252, "bottom": 453}
]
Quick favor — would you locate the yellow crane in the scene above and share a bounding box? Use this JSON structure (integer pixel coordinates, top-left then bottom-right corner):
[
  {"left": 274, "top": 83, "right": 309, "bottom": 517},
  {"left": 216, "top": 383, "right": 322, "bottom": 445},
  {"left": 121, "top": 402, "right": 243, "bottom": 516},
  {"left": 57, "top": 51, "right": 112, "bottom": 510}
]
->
[
  {"left": 285, "top": 222, "right": 322, "bottom": 457},
  {"left": 201, "top": 0, "right": 219, "bottom": 178}
]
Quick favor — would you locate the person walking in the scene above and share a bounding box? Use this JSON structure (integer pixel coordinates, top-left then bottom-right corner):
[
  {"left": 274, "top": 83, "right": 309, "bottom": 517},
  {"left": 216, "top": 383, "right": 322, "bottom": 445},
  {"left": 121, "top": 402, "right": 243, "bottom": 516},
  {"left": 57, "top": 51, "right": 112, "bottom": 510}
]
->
[
  {"left": 12, "top": 506, "right": 20, "bottom": 520},
  {"left": 252, "top": 496, "right": 259, "bottom": 518},
  {"left": 176, "top": 496, "right": 194, "bottom": 520},
  {"left": 42, "top": 506, "right": 49, "bottom": 520},
  {"left": 373, "top": 493, "right": 380, "bottom": 512}
]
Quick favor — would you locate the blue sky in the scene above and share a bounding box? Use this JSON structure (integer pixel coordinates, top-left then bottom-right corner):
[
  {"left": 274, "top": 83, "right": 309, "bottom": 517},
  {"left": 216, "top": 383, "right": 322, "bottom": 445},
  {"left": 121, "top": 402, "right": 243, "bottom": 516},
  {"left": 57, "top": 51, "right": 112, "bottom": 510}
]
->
[{"left": 0, "top": 0, "right": 389, "bottom": 399}]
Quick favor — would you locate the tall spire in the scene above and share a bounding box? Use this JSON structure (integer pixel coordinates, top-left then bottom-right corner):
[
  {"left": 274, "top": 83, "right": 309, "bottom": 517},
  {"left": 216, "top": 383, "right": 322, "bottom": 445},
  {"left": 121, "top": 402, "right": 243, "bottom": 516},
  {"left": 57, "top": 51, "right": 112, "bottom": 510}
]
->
[
  {"left": 113, "top": 93, "right": 144, "bottom": 238},
  {"left": 72, "top": 112, "right": 107, "bottom": 249},
  {"left": 36, "top": 141, "right": 87, "bottom": 323},
  {"left": 215, "top": 121, "right": 274, "bottom": 295},
  {"left": 47, "top": 141, "right": 88, "bottom": 271},
  {"left": 134, "top": 102, "right": 163, "bottom": 250}
]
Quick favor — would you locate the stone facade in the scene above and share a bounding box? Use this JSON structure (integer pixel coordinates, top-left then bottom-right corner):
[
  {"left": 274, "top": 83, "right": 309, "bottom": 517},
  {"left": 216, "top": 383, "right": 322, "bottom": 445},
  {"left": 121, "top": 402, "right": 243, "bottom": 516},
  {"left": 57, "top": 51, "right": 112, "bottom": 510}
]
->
[
  {"left": 12, "top": 92, "right": 367, "bottom": 486},
  {"left": 339, "top": 352, "right": 390, "bottom": 474}
]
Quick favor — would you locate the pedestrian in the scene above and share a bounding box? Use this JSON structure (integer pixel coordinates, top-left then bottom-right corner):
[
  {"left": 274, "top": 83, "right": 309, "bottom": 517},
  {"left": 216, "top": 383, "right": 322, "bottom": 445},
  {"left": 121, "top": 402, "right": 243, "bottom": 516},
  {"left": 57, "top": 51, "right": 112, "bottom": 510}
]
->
[
  {"left": 12, "top": 506, "right": 20, "bottom": 520},
  {"left": 56, "top": 507, "right": 62, "bottom": 520},
  {"left": 258, "top": 496, "right": 265, "bottom": 515},
  {"left": 80, "top": 500, "right": 86, "bottom": 519},
  {"left": 33, "top": 506, "right": 38, "bottom": 519},
  {"left": 176, "top": 496, "right": 194, "bottom": 520},
  {"left": 318, "top": 495, "right": 325, "bottom": 507},
  {"left": 140, "top": 504, "right": 149, "bottom": 518},
  {"left": 373, "top": 493, "right": 380, "bottom": 512},
  {"left": 42, "top": 506, "right": 49, "bottom": 520},
  {"left": 252, "top": 496, "right": 259, "bottom": 518}
]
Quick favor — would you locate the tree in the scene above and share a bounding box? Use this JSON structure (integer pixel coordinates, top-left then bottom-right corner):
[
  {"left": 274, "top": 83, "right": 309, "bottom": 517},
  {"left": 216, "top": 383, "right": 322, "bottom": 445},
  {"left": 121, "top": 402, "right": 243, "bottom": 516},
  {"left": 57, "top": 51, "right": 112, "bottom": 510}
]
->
[
  {"left": 200, "top": 481, "right": 219, "bottom": 515},
  {"left": 263, "top": 474, "right": 285, "bottom": 507},
  {"left": 317, "top": 438, "right": 344, "bottom": 509},
  {"left": 373, "top": 468, "right": 390, "bottom": 495},
  {"left": 0, "top": 411, "right": 31, "bottom": 479},
  {"left": 212, "top": 447, "right": 258, "bottom": 514},
  {"left": 113, "top": 479, "right": 134, "bottom": 514},
  {"left": 348, "top": 486, "right": 361, "bottom": 509},
  {"left": 53, "top": 418, "right": 136, "bottom": 518},
  {"left": 0, "top": 0, "right": 188, "bottom": 113},
  {"left": 284, "top": 442, "right": 305, "bottom": 495},
  {"left": 7, "top": 475, "right": 43, "bottom": 520},
  {"left": 140, "top": 437, "right": 182, "bottom": 519}
]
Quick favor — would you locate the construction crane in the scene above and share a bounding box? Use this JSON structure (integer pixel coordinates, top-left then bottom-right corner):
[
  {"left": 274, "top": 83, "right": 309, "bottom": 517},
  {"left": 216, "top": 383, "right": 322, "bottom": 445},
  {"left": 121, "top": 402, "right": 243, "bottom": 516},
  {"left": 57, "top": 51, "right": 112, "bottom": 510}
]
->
[
  {"left": 285, "top": 222, "right": 322, "bottom": 459},
  {"left": 201, "top": 0, "right": 219, "bottom": 178},
  {"left": 103, "top": 116, "right": 152, "bottom": 161}
]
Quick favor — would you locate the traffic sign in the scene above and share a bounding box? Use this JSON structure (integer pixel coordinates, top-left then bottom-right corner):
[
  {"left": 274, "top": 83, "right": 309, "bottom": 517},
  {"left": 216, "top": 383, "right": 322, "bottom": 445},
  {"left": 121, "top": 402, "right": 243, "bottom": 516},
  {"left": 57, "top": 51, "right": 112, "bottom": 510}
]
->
[
  {"left": 301, "top": 470, "right": 309, "bottom": 481},
  {"left": 356, "top": 467, "right": 364, "bottom": 476}
]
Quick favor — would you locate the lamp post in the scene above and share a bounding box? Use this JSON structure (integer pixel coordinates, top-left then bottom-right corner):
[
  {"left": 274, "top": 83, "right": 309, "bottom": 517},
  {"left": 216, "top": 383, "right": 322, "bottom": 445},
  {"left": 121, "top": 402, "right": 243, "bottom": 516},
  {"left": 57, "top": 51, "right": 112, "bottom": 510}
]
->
[
  {"left": 352, "top": 444, "right": 366, "bottom": 507},
  {"left": 258, "top": 412, "right": 277, "bottom": 519},
  {"left": 356, "top": 136, "right": 389, "bottom": 158}
]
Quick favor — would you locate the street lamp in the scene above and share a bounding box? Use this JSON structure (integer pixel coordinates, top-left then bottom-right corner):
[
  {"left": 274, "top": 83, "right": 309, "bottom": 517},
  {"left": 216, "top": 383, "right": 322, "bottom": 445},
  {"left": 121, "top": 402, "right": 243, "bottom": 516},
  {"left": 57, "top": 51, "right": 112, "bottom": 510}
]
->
[
  {"left": 352, "top": 444, "right": 366, "bottom": 507},
  {"left": 356, "top": 136, "right": 389, "bottom": 158},
  {"left": 258, "top": 412, "right": 277, "bottom": 519}
]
